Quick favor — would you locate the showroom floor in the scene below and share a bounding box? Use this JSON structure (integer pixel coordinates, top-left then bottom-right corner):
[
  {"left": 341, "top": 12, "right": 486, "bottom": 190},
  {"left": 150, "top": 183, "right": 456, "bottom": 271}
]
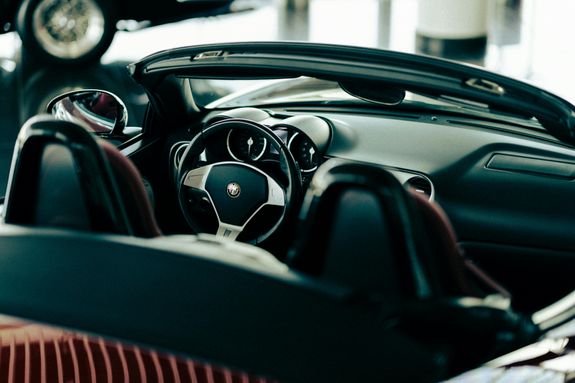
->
[{"left": 0, "top": 0, "right": 573, "bottom": 193}]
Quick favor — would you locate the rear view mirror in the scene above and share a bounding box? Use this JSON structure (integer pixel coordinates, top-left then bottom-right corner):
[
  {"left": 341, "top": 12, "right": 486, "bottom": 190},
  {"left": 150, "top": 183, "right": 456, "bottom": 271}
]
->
[
  {"left": 339, "top": 80, "right": 405, "bottom": 106},
  {"left": 47, "top": 90, "right": 128, "bottom": 136}
]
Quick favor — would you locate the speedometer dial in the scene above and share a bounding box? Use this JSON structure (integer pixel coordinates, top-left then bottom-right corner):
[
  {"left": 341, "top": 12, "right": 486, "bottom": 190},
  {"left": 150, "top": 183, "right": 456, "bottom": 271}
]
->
[
  {"left": 226, "top": 129, "right": 267, "bottom": 162},
  {"left": 288, "top": 132, "right": 319, "bottom": 173}
]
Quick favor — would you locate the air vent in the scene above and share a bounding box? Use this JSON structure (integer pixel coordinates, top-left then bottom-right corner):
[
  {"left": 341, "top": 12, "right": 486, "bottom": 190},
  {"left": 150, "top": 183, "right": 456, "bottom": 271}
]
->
[{"left": 404, "top": 176, "right": 432, "bottom": 198}]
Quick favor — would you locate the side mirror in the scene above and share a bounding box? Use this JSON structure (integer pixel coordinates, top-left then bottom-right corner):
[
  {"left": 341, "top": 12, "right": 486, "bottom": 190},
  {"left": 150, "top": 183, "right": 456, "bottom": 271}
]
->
[{"left": 47, "top": 90, "right": 128, "bottom": 136}]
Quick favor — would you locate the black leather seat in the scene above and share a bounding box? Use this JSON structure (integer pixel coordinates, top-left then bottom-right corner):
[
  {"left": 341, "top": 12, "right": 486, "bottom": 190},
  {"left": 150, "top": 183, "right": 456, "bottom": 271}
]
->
[
  {"left": 289, "top": 159, "right": 512, "bottom": 300},
  {"left": 0, "top": 115, "right": 280, "bottom": 382},
  {"left": 3, "top": 114, "right": 161, "bottom": 237},
  {"left": 289, "top": 160, "right": 434, "bottom": 318},
  {"left": 288, "top": 160, "right": 539, "bottom": 372}
]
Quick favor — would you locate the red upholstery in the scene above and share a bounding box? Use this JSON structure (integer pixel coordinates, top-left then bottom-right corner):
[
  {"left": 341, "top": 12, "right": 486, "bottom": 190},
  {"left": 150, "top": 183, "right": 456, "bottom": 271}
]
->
[
  {"left": 0, "top": 319, "right": 278, "bottom": 383},
  {"left": 410, "top": 191, "right": 511, "bottom": 298},
  {"left": 99, "top": 141, "right": 162, "bottom": 238}
]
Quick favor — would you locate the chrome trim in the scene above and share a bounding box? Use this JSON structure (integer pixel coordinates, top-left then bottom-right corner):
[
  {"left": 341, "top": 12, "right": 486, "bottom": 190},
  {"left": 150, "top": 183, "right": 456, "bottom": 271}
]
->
[
  {"left": 183, "top": 166, "right": 211, "bottom": 189},
  {"left": 172, "top": 142, "right": 188, "bottom": 171},
  {"left": 226, "top": 129, "right": 267, "bottom": 162},
  {"left": 216, "top": 223, "right": 243, "bottom": 240},
  {"left": 465, "top": 78, "right": 505, "bottom": 96},
  {"left": 287, "top": 132, "right": 319, "bottom": 173},
  {"left": 226, "top": 182, "right": 241, "bottom": 198},
  {"left": 391, "top": 170, "right": 435, "bottom": 202}
]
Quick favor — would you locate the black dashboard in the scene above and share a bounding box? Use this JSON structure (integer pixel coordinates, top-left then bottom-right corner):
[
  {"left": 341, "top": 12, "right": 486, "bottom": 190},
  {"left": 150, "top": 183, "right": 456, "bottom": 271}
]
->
[
  {"left": 169, "top": 107, "right": 435, "bottom": 197},
  {"left": 165, "top": 104, "right": 575, "bottom": 250}
]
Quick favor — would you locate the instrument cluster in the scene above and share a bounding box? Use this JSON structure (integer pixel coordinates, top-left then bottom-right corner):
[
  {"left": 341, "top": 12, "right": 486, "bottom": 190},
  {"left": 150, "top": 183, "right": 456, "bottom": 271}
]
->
[
  {"left": 210, "top": 109, "right": 332, "bottom": 177},
  {"left": 225, "top": 124, "right": 324, "bottom": 174},
  {"left": 170, "top": 109, "right": 332, "bottom": 182}
]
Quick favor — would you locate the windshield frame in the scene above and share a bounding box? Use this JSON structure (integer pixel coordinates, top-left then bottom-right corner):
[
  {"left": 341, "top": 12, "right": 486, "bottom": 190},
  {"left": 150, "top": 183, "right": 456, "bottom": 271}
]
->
[{"left": 129, "top": 41, "right": 575, "bottom": 145}]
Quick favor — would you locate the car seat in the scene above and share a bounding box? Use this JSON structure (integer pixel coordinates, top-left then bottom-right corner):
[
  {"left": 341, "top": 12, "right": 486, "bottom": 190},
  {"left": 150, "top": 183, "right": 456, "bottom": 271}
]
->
[
  {"left": 288, "top": 159, "right": 539, "bottom": 373},
  {"left": 2, "top": 114, "right": 161, "bottom": 237},
  {"left": 0, "top": 115, "right": 278, "bottom": 382},
  {"left": 288, "top": 159, "right": 510, "bottom": 299}
]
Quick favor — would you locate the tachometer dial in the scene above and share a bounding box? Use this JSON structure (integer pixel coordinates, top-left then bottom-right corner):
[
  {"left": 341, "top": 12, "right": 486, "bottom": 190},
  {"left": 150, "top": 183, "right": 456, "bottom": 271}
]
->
[
  {"left": 288, "top": 132, "right": 319, "bottom": 173},
  {"left": 226, "top": 129, "right": 267, "bottom": 162}
]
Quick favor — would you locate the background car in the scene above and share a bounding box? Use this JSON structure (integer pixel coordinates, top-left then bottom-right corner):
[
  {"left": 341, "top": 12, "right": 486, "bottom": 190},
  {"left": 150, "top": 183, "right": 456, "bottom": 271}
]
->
[{"left": 0, "top": 0, "right": 251, "bottom": 64}]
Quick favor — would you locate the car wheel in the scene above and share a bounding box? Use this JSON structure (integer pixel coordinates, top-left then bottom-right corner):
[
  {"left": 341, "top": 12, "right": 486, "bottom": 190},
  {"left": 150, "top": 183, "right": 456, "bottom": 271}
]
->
[{"left": 16, "top": 0, "right": 116, "bottom": 65}]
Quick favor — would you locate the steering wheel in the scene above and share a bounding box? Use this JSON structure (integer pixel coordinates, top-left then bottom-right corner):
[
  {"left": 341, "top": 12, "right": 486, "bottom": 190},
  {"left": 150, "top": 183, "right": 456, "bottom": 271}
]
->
[{"left": 176, "top": 119, "right": 301, "bottom": 243}]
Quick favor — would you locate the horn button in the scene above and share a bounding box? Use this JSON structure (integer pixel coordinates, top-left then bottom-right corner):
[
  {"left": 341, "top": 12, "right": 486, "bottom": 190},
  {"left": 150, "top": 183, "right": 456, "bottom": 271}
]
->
[{"left": 205, "top": 164, "right": 268, "bottom": 226}]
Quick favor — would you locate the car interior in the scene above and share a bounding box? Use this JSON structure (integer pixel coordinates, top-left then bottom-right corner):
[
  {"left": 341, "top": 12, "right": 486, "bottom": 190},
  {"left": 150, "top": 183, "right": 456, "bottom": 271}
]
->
[
  {"left": 0, "top": 42, "right": 575, "bottom": 382},
  {"left": 0, "top": 110, "right": 539, "bottom": 382}
]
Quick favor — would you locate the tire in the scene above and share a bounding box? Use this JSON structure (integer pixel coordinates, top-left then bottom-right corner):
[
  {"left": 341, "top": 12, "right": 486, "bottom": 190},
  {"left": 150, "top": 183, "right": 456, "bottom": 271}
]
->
[{"left": 16, "top": 0, "right": 117, "bottom": 65}]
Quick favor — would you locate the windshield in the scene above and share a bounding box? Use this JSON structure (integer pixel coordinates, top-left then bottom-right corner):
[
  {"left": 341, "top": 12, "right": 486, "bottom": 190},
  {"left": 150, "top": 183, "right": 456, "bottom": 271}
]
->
[
  {"left": 191, "top": 77, "right": 542, "bottom": 129},
  {"left": 194, "top": 77, "right": 453, "bottom": 108},
  {"left": 192, "top": 77, "right": 353, "bottom": 108}
]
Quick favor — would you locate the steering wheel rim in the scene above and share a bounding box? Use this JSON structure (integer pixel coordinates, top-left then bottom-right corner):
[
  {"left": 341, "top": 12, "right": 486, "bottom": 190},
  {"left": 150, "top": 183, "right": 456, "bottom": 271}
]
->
[{"left": 176, "top": 118, "right": 301, "bottom": 243}]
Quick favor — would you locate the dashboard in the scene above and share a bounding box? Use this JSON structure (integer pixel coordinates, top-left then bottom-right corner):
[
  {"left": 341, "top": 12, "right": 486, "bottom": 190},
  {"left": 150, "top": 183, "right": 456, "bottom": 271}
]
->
[
  {"left": 169, "top": 107, "right": 435, "bottom": 197},
  {"left": 166, "top": 104, "right": 575, "bottom": 252}
]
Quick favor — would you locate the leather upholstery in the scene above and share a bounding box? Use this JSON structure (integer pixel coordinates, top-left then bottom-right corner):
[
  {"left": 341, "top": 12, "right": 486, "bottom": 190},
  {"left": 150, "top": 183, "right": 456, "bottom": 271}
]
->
[
  {"left": 410, "top": 190, "right": 511, "bottom": 298},
  {"left": 289, "top": 159, "right": 509, "bottom": 300},
  {"left": 287, "top": 160, "right": 539, "bottom": 372},
  {"left": 288, "top": 160, "right": 437, "bottom": 301},
  {"left": 100, "top": 141, "right": 162, "bottom": 238},
  {"left": 1, "top": 116, "right": 277, "bottom": 382},
  {"left": 3, "top": 115, "right": 161, "bottom": 238},
  {"left": 0, "top": 320, "right": 276, "bottom": 383}
]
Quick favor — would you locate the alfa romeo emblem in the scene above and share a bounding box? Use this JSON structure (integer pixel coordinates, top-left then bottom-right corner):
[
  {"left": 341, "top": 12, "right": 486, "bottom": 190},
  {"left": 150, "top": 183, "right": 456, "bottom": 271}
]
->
[{"left": 226, "top": 182, "right": 241, "bottom": 198}]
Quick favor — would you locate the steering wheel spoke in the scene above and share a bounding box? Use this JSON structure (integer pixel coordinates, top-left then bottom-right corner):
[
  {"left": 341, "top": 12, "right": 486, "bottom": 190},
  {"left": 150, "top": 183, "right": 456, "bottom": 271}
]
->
[
  {"left": 182, "top": 164, "right": 212, "bottom": 190},
  {"left": 267, "top": 176, "right": 285, "bottom": 207}
]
